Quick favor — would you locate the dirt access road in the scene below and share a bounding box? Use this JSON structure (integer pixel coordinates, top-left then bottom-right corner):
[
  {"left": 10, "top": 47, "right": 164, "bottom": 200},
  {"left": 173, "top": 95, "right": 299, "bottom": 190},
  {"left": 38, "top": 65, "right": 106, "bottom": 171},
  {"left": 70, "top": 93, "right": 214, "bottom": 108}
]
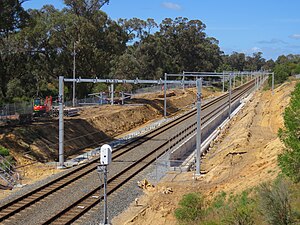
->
[{"left": 112, "top": 81, "right": 296, "bottom": 225}]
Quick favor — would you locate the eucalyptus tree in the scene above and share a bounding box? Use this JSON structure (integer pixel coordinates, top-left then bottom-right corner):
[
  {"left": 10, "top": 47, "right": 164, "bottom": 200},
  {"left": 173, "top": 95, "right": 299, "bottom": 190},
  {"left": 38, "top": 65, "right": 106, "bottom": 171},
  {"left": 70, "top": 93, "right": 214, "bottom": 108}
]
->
[
  {"left": 6, "top": 0, "right": 127, "bottom": 99},
  {"left": 139, "top": 17, "right": 222, "bottom": 75},
  {"left": 245, "top": 52, "right": 265, "bottom": 71},
  {"left": 0, "top": 0, "right": 29, "bottom": 101}
]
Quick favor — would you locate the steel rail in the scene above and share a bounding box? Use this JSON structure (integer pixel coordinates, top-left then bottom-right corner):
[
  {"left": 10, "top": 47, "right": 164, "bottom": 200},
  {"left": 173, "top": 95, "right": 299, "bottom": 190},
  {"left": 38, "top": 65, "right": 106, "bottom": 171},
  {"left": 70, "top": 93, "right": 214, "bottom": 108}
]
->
[
  {"left": 0, "top": 80, "right": 254, "bottom": 223},
  {"left": 41, "top": 81, "right": 255, "bottom": 224}
]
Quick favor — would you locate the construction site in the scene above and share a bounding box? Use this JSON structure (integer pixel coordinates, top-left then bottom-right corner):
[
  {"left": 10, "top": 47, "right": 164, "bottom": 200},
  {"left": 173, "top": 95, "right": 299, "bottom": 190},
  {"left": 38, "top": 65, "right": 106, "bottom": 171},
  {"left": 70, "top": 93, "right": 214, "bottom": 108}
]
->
[{"left": 1, "top": 70, "right": 298, "bottom": 225}]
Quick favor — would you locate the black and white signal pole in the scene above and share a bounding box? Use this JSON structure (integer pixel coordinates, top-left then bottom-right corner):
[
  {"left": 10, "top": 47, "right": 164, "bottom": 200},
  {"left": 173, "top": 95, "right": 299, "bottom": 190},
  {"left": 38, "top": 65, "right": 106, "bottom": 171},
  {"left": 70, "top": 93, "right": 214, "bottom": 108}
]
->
[{"left": 98, "top": 144, "right": 112, "bottom": 225}]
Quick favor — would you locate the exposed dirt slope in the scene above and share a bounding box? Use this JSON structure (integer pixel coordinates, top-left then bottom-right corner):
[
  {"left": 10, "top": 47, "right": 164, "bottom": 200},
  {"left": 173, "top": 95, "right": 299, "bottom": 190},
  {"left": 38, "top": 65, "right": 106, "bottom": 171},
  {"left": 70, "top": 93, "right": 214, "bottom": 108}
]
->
[
  {"left": 112, "top": 81, "right": 296, "bottom": 225},
  {"left": 0, "top": 87, "right": 217, "bottom": 188}
]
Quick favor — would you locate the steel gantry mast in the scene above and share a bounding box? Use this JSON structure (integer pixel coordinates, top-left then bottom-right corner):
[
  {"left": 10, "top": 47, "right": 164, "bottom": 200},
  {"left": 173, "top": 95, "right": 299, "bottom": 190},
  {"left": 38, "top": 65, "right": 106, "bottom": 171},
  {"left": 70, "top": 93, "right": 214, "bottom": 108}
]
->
[{"left": 57, "top": 71, "right": 275, "bottom": 174}]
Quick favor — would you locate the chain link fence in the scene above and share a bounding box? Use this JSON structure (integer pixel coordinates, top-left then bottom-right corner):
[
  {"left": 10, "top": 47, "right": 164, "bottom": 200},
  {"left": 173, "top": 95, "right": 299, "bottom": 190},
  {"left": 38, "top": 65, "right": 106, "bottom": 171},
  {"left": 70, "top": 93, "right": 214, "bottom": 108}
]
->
[{"left": 0, "top": 83, "right": 197, "bottom": 123}]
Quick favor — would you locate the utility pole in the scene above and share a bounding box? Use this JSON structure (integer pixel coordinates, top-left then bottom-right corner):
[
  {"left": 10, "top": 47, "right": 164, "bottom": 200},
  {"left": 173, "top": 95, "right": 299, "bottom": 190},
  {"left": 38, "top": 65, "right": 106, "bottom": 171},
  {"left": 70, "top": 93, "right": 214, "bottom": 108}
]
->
[
  {"left": 233, "top": 72, "right": 236, "bottom": 89},
  {"left": 72, "top": 42, "right": 76, "bottom": 107},
  {"left": 182, "top": 71, "right": 185, "bottom": 90},
  {"left": 58, "top": 76, "right": 65, "bottom": 169},
  {"left": 110, "top": 84, "right": 114, "bottom": 105},
  {"left": 272, "top": 72, "right": 275, "bottom": 95},
  {"left": 228, "top": 73, "right": 232, "bottom": 118},
  {"left": 121, "top": 91, "right": 124, "bottom": 105},
  {"left": 240, "top": 71, "right": 243, "bottom": 85},
  {"left": 255, "top": 75, "right": 257, "bottom": 90},
  {"left": 164, "top": 73, "right": 167, "bottom": 118},
  {"left": 222, "top": 71, "right": 225, "bottom": 92},
  {"left": 195, "top": 78, "right": 202, "bottom": 176}
]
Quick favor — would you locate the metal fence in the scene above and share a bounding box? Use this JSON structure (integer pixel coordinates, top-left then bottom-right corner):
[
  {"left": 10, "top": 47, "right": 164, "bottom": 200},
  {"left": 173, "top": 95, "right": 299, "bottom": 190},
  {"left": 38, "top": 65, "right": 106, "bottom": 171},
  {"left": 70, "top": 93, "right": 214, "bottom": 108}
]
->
[
  {"left": 133, "top": 83, "right": 184, "bottom": 94},
  {"left": 0, "top": 95, "right": 110, "bottom": 119},
  {"left": 0, "top": 102, "right": 33, "bottom": 123},
  {"left": 0, "top": 82, "right": 197, "bottom": 121}
]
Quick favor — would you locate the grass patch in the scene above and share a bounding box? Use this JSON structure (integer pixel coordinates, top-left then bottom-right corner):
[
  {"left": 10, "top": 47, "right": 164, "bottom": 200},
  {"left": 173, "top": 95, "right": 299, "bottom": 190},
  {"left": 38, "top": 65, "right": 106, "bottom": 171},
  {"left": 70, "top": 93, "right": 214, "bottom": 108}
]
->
[
  {"left": 175, "top": 178, "right": 300, "bottom": 224},
  {"left": 175, "top": 192, "right": 205, "bottom": 225},
  {"left": 0, "top": 145, "right": 9, "bottom": 156},
  {"left": 0, "top": 146, "right": 15, "bottom": 171}
]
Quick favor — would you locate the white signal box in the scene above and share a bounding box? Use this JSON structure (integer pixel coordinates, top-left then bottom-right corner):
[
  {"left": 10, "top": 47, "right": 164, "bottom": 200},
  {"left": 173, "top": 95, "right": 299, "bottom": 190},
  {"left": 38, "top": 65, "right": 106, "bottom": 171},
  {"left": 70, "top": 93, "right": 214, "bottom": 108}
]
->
[{"left": 100, "top": 144, "right": 112, "bottom": 165}]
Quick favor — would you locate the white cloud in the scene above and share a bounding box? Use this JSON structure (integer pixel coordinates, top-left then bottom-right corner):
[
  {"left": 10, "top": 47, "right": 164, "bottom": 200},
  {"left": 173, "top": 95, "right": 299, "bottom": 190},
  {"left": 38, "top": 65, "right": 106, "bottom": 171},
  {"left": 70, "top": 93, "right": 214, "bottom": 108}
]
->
[
  {"left": 161, "top": 2, "right": 182, "bottom": 10},
  {"left": 289, "top": 34, "right": 300, "bottom": 39},
  {"left": 257, "top": 39, "right": 287, "bottom": 44},
  {"left": 251, "top": 47, "right": 262, "bottom": 52}
]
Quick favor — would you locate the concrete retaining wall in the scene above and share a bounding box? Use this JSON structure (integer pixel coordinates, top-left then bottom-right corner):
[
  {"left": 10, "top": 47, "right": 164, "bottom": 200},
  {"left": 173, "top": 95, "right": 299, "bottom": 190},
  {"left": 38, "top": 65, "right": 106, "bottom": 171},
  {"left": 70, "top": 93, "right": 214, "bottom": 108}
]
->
[{"left": 170, "top": 99, "right": 240, "bottom": 166}]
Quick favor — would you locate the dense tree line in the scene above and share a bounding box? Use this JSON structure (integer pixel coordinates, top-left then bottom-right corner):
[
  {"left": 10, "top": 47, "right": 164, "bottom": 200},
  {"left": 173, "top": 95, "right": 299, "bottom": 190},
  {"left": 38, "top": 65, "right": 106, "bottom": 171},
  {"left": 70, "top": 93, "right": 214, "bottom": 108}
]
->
[{"left": 1, "top": 0, "right": 300, "bottom": 104}]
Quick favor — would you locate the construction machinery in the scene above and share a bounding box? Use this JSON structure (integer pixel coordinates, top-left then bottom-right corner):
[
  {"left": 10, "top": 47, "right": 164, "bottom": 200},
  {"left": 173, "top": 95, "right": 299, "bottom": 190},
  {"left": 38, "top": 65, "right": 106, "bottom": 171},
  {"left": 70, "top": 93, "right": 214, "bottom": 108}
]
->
[
  {"left": 33, "top": 96, "right": 52, "bottom": 117},
  {"left": 33, "top": 96, "right": 79, "bottom": 117}
]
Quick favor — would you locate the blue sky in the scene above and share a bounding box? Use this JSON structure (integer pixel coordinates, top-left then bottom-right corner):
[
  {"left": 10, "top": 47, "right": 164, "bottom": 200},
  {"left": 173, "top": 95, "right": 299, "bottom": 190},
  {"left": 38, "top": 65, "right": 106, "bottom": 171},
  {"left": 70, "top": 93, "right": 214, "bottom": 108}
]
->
[{"left": 23, "top": 0, "right": 300, "bottom": 60}]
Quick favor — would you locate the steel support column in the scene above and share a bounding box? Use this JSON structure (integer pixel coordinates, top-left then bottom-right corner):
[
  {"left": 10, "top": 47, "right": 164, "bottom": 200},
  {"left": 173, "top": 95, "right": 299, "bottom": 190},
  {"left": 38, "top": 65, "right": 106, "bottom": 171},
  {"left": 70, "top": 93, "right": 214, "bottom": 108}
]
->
[
  {"left": 72, "top": 42, "right": 76, "bottom": 107},
  {"left": 272, "top": 72, "right": 275, "bottom": 95},
  {"left": 182, "top": 71, "right": 185, "bottom": 90},
  {"left": 110, "top": 83, "right": 114, "bottom": 105},
  {"left": 58, "top": 76, "right": 65, "bottom": 168},
  {"left": 233, "top": 73, "right": 235, "bottom": 89},
  {"left": 228, "top": 73, "right": 232, "bottom": 118},
  {"left": 222, "top": 71, "right": 225, "bottom": 92},
  {"left": 240, "top": 71, "right": 243, "bottom": 85},
  {"left": 195, "top": 78, "right": 202, "bottom": 176},
  {"left": 164, "top": 73, "right": 167, "bottom": 117}
]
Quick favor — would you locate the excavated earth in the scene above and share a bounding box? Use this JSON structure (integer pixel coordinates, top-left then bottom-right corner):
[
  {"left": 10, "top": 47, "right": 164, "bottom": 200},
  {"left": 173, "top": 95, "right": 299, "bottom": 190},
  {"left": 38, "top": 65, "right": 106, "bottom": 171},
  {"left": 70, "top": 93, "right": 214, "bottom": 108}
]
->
[
  {"left": 1, "top": 79, "right": 294, "bottom": 223},
  {"left": 112, "top": 81, "right": 296, "bottom": 225},
  {"left": 0, "top": 87, "right": 218, "bottom": 199}
]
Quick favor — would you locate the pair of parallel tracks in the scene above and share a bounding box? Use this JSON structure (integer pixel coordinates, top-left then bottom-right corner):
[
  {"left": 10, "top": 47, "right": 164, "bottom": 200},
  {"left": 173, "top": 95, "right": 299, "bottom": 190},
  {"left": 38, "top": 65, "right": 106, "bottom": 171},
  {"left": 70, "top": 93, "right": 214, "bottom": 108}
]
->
[{"left": 0, "top": 80, "right": 255, "bottom": 224}]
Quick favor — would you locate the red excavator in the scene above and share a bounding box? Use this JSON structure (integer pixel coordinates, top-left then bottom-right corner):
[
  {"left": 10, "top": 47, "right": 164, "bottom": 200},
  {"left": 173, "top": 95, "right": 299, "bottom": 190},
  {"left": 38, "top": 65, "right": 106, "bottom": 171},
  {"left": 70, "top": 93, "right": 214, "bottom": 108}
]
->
[{"left": 33, "top": 96, "right": 52, "bottom": 117}]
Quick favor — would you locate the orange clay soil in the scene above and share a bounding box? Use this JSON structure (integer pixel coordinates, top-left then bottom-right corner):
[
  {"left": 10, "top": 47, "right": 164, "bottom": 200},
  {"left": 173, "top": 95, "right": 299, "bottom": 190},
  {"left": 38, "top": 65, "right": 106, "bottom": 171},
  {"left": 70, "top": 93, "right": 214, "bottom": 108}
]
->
[{"left": 112, "top": 81, "right": 296, "bottom": 225}]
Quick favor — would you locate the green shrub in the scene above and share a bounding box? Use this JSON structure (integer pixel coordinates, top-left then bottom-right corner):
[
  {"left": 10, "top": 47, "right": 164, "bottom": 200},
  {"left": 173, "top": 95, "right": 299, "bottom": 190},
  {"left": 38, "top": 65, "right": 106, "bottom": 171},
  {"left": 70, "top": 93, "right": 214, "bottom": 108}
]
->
[
  {"left": 273, "top": 64, "right": 290, "bottom": 84},
  {"left": 0, "top": 146, "right": 9, "bottom": 156},
  {"left": 278, "top": 82, "right": 300, "bottom": 182},
  {"left": 211, "top": 191, "right": 226, "bottom": 209},
  {"left": 201, "top": 191, "right": 256, "bottom": 225},
  {"left": 0, "top": 147, "right": 15, "bottom": 172},
  {"left": 221, "top": 191, "right": 255, "bottom": 225},
  {"left": 258, "top": 177, "right": 293, "bottom": 225},
  {"left": 174, "top": 192, "right": 205, "bottom": 224},
  {"left": 92, "top": 83, "right": 107, "bottom": 93}
]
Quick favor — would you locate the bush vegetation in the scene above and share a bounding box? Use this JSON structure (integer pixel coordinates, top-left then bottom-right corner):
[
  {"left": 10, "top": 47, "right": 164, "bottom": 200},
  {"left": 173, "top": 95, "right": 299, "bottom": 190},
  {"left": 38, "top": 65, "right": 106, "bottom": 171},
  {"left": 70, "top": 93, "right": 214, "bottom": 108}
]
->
[
  {"left": 175, "top": 82, "right": 300, "bottom": 224},
  {"left": 175, "top": 178, "right": 300, "bottom": 224},
  {"left": 174, "top": 193, "right": 205, "bottom": 225},
  {"left": 258, "top": 177, "right": 294, "bottom": 225},
  {"left": 0, "top": 145, "right": 9, "bottom": 157},
  {"left": 278, "top": 82, "right": 300, "bottom": 182}
]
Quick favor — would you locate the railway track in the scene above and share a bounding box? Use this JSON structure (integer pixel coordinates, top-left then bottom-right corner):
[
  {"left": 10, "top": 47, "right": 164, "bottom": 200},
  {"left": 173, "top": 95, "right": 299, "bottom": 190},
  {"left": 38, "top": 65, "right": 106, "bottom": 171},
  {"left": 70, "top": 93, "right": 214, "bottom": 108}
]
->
[
  {"left": 42, "top": 81, "right": 255, "bottom": 224},
  {"left": 0, "top": 80, "right": 255, "bottom": 224}
]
